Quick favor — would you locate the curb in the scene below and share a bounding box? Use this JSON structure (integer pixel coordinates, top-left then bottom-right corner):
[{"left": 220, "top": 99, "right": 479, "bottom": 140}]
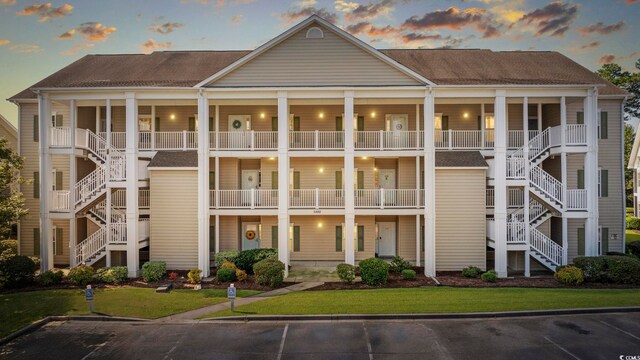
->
[
  {"left": 202, "top": 306, "right": 640, "bottom": 322},
  {"left": 0, "top": 315, "right": 149, "bottom": 347}
]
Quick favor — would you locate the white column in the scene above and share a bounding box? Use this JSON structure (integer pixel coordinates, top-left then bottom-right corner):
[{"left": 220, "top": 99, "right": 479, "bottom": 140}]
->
[
  {"left": 423, "top": 90, "right": 436, "bottom": 276},
  {"left": 481, "top": 103, "right": 486, "bottom": 149},
  {"left": 277, "top": 92, "right": 290, "bottom": 274},
  {"left": 106, "top": 99, "right": 111, "bottom": 184},
  {"left": 197, "top": 92, "right": 210, "bottom": 277},
  {"left": 415, "top": 214, "right": 421, "bottom": 267},
  {"left": 584, "top": 88, "right": 599, "bottom": 255},
  {"left": 537, "top": 103, "right": 543, "bottom": 131},
  {"left": 562, "top": 217, "right": 568, "bottom": 265},
  {"left": 494, "top": 90, "right": 508, "bottom": 277},
  {"left": 125, "top": 92, "right": 140, "bottom": 277},
  {"left": 38, "top": 93, "right": 53, "bottom": 271},
  {"left": 415, "top": 156, "right": 421, "bottom": 266},
  {"left": 215, "top": 156, "right": 219, "bottom": 209},
  {"left": 215, "top": 214, "right": 220, "bottom": 253},
  {"left": 215, "top": 105, "right": 220, "bottom": 150},
  {"left": 344, "top": 91, "right": 355, "bottom": 265},
  {"left": 522, "top": 97, "right": 530, "bottom": 277},
  {"left": 69, "top": 99, "right": 77, "bottom": 267},
  {"left": 415, "top": 104, "right": 420, "bottom": 148},
  {"left": 524, "top": 249, "right": 530, "bottom": 277},
  {"left": 151, "top": 105, "right": 156, "bottom": 150}
]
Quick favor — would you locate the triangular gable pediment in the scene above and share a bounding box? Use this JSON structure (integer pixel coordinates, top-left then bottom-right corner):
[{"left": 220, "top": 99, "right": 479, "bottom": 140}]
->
[{"left": 198, "top": 17, "right": 429, "bottom": 88}]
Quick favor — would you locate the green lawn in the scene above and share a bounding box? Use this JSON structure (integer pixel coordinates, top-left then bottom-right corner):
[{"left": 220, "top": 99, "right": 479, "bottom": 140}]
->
[
  {"left": 0, "top": 287, "right": 260, "bottom": 338},
  {"left": 627, "top": 229, "right": 640, "bottom": 244},
  {"left": 205, "top": 287, "right": 640, "bottom": 318}
]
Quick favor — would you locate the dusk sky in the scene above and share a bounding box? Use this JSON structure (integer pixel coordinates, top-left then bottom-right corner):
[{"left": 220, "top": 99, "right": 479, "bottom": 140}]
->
[{"left": 0, "top": 0, "right": 638, "bottom": 125}]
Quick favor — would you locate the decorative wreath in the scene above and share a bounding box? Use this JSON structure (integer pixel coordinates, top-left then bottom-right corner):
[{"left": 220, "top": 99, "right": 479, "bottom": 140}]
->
[
  {"left": 395, "top": 123, "right": 403, "bottom": 130},
  {"left": 245, "top": 230, "right": 257, "bottom": 241},
  {"left": 232, "top": 120, "right": 242, "bottom": 129}
]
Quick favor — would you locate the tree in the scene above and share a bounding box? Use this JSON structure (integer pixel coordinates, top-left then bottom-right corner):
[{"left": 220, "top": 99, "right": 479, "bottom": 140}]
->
[
  {"left": 625, "top": 124, "right": 635, "bottom": 207},
  {"left": 0, "top": 138, "right": 28, "bottom": 239},
  {"left": 596, "top": 60, "right": 640, "bottom": 119}
]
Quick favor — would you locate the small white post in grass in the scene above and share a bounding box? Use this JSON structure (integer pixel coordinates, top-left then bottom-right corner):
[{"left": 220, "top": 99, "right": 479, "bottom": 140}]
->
[
  {"left": 228, "top": 283, "right": 237, "bottom": 312},
  {"left": 85, "top": 285, "right": 95, "bottom": 313}
]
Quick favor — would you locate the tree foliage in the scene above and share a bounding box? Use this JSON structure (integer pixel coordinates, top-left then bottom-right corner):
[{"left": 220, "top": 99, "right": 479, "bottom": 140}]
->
[
  {"left": 0, "top": 138, "right": 27, "bottom": 239},
  {"left": 596, "top": 60, "right": 640, "bottom": 119},
  {"left": 625, "top": 124, "right": 635, "bottom": 206}
]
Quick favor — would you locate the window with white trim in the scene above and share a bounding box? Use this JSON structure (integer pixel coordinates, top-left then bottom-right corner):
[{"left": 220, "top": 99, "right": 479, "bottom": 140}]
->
[{"left": 485, "top": 113, "right": 495, "bottom": 129}]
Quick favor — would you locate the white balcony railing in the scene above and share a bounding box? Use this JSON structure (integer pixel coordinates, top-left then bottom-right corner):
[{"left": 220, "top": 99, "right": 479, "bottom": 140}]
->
[
  {"left": 354, "top": 189, "right": 423, "bottom": 208},
  {"left": 507, "top": 221, "right": 526, "bottom": 243},
  {"left": 355, "top": 131, "right": 423, "bottom": 150},
  {"left": 566, "top": 189, "right": 587, "bottom": 210},
  {"left": 136, "top": 131, "right": 197, "bottom": 150},
  {"left": 565, "top": 124, "right": 587, "bottom": 145},
  {"left": 290, "top": 131, "right": 344, "bottom": 150},
  {"left": 50, "top": 190, "right": 70, "bottom": 211},
  {"left": 433, "top": 130, "right": 535, "bottom": 150},
  {"left": 214, "top": 131, "right": 278, "bottom": 150},
  {"left": 139, "top": 218, "right": 150, "bottom": 240},
  {"left": 213, "top": 189, "right": 278, "bottom": 209},
  {"left": 50, "top": 127, "right": 72, "bottom": 147},
  {"left": 289, "top": 189, "right": 344, "bottom": 208},
  {"left": 486, "top": 188, "right": 525, "bottom": 208}
]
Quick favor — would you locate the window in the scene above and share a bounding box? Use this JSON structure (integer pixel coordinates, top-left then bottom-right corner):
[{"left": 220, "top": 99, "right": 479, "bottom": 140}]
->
[
  {"left": 357, "top": 225, "right": 364, "bottom": 252},
  {"left": 138, "top": 115, "right": 152, "bottom": 132},
  {"left": 51, "top": 112, "right": 62, "bottom": 128},
  {"left": 288, "top": 224, "right": 300, "bottom": 252},
  {"left": 33, "top": 172, "right": 40, "bottom": 199},
  {"left": 52, "top": 227, "right": 63, "bottom": 256},
  {"left": 306, "top": 27, "right": 324, "bottom": 39},
  {"left": 33, "top": 228, "right": 40, "bottom": 256},
  {"left": 434, "top": 113, "right": 443, "bottom": 130},
  {"left": 33, "top": 115, "right": 39, "bottom": 142},
  {"left": 599, "top": 168, "right": 608, "bottom": 197},
  {"left": 599, "top": 111, "right": 608, "bottom": 139},
  {"left": 336, "top": 225, "right": 343, "bottom": 252},
  {"left": 485, "top": 113, "right": 495, "bottom": 129}
]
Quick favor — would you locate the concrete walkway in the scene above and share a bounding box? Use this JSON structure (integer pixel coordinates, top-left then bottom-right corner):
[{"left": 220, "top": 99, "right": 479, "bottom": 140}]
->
[{"left": 157, "top": 281, "right": 323, "bottom": 322}]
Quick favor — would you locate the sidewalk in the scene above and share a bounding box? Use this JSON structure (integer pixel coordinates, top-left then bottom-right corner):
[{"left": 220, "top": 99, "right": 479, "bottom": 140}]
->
[{"left": 156, "top": 281, "right": 324, "bottom": 321}]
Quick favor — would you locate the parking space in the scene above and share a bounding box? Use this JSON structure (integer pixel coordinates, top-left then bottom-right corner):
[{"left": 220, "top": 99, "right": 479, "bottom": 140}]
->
[{"left": 1, "top": 313, "right": 639, "bottom": 359}]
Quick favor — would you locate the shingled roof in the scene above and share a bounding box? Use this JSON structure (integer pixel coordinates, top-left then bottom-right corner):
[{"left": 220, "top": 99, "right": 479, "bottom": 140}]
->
[
  {"left": 148, "top": 151, "right": 198, "bottom": 168},
  {"left": 9, "top": 48, "right": 626, "bottom": 100},
  {"left": 435, "top": 151, "right": 488, "bottom": 168}
]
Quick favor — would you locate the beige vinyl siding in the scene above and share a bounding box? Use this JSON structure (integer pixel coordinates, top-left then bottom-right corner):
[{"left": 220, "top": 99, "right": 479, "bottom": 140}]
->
[
  {"left": 212, "top": 24, "right": 421, "bottom": 87},
  {"left": 397, "top": 215, "right": 417, "bottom": 261},
  {"left": 355, "top": 215, "right": 375, "bottom": 260},
  {"left": 219, "top": 216, "right": 239, "bottom": 251},
  {"left": 154, "top": 106, "right": 198, "bottom": 132},
  {"left": 542, "top": 103, "right": 560, "bottom": 128},
  {"left": 568, "top": 218, "right": 586, "bottom": 261},
  {"left": 218, "top": 158, "right": 239, "bottom": 189},
  {"left": 507, "top": 104, "right": 524, "bottom": 130},
  {"left": 217, "top": 106, "right": 277, "bottom": 131},
  {"left": 434, "top": 104, "right": 482, "bottom": 130},
  {"left": 260, "top": 216, "right": 278, "bottom": 249},
  {"left": 397, "top": 158, "right": 417, "bottom": 189},
  {"left": 149, "top": 170, "right": 198, "bottom": 269},
  {"left": 435, "top": 168, "right": 486, "bottom": 271},
  {"left": 0, "top": 120, "right": 17, "bottom": 151},
  {"left": 289, "top": 215, "right": 344, "bottom": 261}
]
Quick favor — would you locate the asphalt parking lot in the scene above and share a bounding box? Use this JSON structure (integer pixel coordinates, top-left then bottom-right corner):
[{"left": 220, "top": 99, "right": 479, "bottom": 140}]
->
[{"left": 1, "top": 313, "right": 639, "bottom": 359}]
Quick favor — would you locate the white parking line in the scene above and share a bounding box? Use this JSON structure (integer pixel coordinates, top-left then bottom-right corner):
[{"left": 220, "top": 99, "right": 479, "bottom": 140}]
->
[
  {"left": 276, "top": 323, "right": 289, "bottom": 360},
  {"left": 599, "top": 321, "right": 640, "bottom": 341},
  {"left": 544, "top": 336, "right": 581, "bottom": 360},
  {"left": 362, "top": 323, "right": 373, "bottom": 360}
]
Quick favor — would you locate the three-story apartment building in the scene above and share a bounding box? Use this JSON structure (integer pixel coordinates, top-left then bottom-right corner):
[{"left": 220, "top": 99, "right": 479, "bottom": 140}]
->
[{"left": 9, "top": 16, "right": 627, "bottom": 278}]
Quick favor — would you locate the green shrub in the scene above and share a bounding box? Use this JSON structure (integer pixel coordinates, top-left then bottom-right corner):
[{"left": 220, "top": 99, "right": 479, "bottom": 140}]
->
[
  {"left": 253, "top": 258, "right": 285, "bottom": 287},
  {"left": 96, "top": 266, "right": 128, "bottom": 284},
  {"left": 336, "top": 263, "right": 355, "bottom": 284},
  {"left": 141, "top": 261, "right": 166, "bottom": 282},
  {"left": 604, "top": 256, "right": 640, "bottom": 284},
  {"left": 628, "top": 241, "right": 640, "bottom": 257},
  {"left": 68, "top": 264, "right": 95, "bottom": 286},
  {"left": 235, "top": 269, "right": 247, "bottom": 282},
  {"left": 481, "top": 270, "right": 497, "bottom": 282},
  {"left": 214, "top": 251, "right": 239, "bottom": 268},
  {"left": 188, "top": 269, "right": 202, "bottom": 284},
  {"left": 0, "top": 239, "right": 18, "bottom": 261},
  {"left": 401, "top": 269, "right": 416, "bottom": 280},
  {"left": 554, "top": 266, "right": 584, "bottom": 285},
  {"left": 39, "top": 270, "right": 64, "bottom": 286},
  {"left": 220, "top": 261, "right": 237, "bottom": 270},
  {"left": 462, "top": 266, "right": 483, "bottom": 278},
  {"left": 389, "top": 256, "right": 412, "bottom": 273},
  {"left": 235, "top": 248, "right": 277, "bottom": 274},
  {"left": 573, "top": 256, "right": 609, "bottom": 282},
  {"left": 359, "top": 257, "right": 389, "bottom": 286},
  {"left": 0, "top": 255, "right": 36, "bottom": 288},
  {"left": 627, "top": 217, "right": 640, "bottom": 230},
  {"left": 29, "top": 256, "right": 40, "bottom": 270},
  {"left": 216, "top": 268, "right": 236, "bottom": 282}
]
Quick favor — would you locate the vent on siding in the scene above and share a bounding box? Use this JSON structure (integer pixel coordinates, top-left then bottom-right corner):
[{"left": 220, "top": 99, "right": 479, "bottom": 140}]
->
[{"left": 305, "top": 27, "right": 324, "bottom": 39}]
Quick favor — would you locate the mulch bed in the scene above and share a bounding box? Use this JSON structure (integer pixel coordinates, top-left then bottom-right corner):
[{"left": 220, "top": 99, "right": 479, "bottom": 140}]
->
[{"left": 309, "top": 270, "right": 437, "bottom": 290}]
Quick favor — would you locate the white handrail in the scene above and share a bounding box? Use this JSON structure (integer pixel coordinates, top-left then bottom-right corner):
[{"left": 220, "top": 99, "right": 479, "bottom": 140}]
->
[
  {"left": 566, "top": 189, "right": 587, "bottom": 210},
  {"left": 507, "top": 221, "right": 526, "bottom": 243},
  {"left": 530, "top": 227, "right": 562, "bottom": 265},
  {"left": 49, "top": 190, "right": 70, "bottom": 211},
  {"left": 74, "top": 167, "right": 106, "bottom": 207},
  {"left": 215, "top": 189, "right": 278, "bottom": 208},
  {"left": 530, "top": 166, "right": 563, "bottom": 205},
  {"left": 75, "top": 227, "right": 107, "bottom": 265}
]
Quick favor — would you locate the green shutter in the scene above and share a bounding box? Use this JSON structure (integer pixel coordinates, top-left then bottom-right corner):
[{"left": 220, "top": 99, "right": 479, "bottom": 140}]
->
[
  {"left": 601, "top": 228, "right": 609, "bottom": 255},
  {"left": 335, "top": 226, "right": 343, "bottom": 252},
  {"left": 272, "top": 226, "right": 278, "bottom": 249},
  {"left": 336, "top": 116, "right": 343, "bottom": 131},
  {"left": 33, "top": 228, "right": 40, "bottom": 256},
  {"left": 209, "top": 117, "right": 214, "bottom": 130},
  {"left": 33, "top": 115, "right": 39, "bottom": 142},
  {"left": 442, "top": 116, "right": 449, "bottom": 131},
  {"left": 155, "top": 117, "right": 160, "bottom": 131},
  {"left": 293, "top": 117, "right": 300, "bottom": 132},
  {"left": 209, "top": 171, "right": 215, "bottom": 189},
  {"left": 576, "top": 112, "right": 584, "bottom": 125},
  {"left": 335, "top": 171, "right": 342, "bottom": 189},
  {"left": 477, "top": 115, "right": 482, "bottom": 130},
  {"left": 55, "top": 114, "right": 63, "bottom": 127},
  {"left": 209, "top": 225, "right": 215, "bottom": 252},
  {"left": 34, "top": 172, "right": 39, "bottom": 199},
  {"left": 55, "top": 171, "right": 63, "bottom": 191},
  {"left": 271, "top": 117, "right": 278, "bottom": 131},
  {"left": 293, "top": 226, "right": 300, "bottom": 252},
  {"left": 577, "top": 227, "right": 585, "bottom": 256},
  {"left": 577, "top": 169, "right": 584, "bottom": 190},
  {"left": 293, "top": 171, "right": 300, "bottom": 190},
  {"left": 601, "top": 169, "right": 608, "bottom": 197},
  {"left": 420, "top": 170, "right": 424, "bottom": 189},
  {"left": 55, "top": 228, "right": 63, "bottom": 255},
  {"left": 357, "top": 171, "right": 364, "bottom": 190},
  {"left": 600, "top": 112, "right": 608, "bottom": 139},
  {"left": 357, "top": 225, "right": 364, "bottom": 251},
  {"left": 357, "top": 116, "right": 364, "bottom": 131},
  {"left": 188, "top": 117, "right": 196, "bottom": 131},
  {"left": 272, "top": 171, "right": 278, "bottom": 190}
]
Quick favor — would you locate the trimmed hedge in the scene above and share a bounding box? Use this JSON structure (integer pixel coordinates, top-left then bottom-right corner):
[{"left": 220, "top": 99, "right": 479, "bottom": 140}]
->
[
  {"left": 628, "top": 241, "right": 640, "bottom": 257},
  {"left": 96, "top": 266, "right": 128, "bottom": 284},
  {"left": 0, "top": 239, "right": 18, "bottom": 261},
  {"left": 627, "top": 217, "right": 640, "bottom": 230},
  {"left": 235, "top": 248, "right": 277, "bottom": 274},
  {"left": 68, "top": 264, "right": 95, "bottom": 286},
  {"left": 214, "top": 251, "right": 239, "bottom": 268},
  {"left": 39, "top": 270, "right": 64, "bottom": 286},
  {"left": 389, "top": 256, "right": 412, "bottom": 274},
  {"left": 141, "top": 261, "right": 166, "bottom": 282},
  {"left": 253, "top": 258, "right": 285, "bottom": 287},
  {"left": 481, "top": 270, "right": 497, "bottom": 282},
  {"left": 359, "top": 257, "right": 389, "bottom": 286},
  {"left": 573, "top": 256, "right": 640, "bottom": 284},
  {"left": 462, "top": 266, "right": 483, "bottom": 278},
  {"left": 336, "top": 263, "right": 356, "bottom": 284},
  {"left": 554, "top": 266, "right": 584, "bottom": 285},
  {"left": 0, "top": 255, "right": 36, "bottom": 288},
  {"left": 401, "top": 269, "right": 416, "bottom": 280},
  {"left": 216, "top": 268, "right": 236, "bottom": 282}
]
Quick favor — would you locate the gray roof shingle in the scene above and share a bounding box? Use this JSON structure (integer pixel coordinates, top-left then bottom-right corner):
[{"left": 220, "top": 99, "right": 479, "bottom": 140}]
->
[
  {"left": 435, "top": 151, "right": 488, "bottom": 168},
  {"left": 148, "top": 151, "right": 198, "bottom": 168}
]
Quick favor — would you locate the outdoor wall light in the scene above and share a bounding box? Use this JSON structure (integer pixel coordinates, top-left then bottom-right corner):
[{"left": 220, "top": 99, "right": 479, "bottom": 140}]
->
[
  {"left": 317, "top": 222, "right": 323, "bottom": 228},
  {"left": 269, "top": 157, "right": 275, "bottom": 160},
  {"left": 319, "top": 112, "right": 324, "bottom": 119},
  {"left": 170, "top": 114, "right": 176, "bottom": 120},
  {"left": 260, "top": 112, "right": 265, "bottom": 119},
  {"left": 319, "top": 167, "right": 324, "bottom": 173},
  {"left": 371, "top": 112, "right": 376, "bottom": 118},
  {"left": 463, "top": 112, "right": 469, "bottom": 118},
  {"left": 362, "top": 156, "right": 368, "bottom": 160}
]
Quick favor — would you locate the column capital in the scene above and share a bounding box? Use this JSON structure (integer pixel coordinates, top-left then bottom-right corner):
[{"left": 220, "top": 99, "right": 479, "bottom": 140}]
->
[
  {"left": 344, "top": 90, "right": 354, "bottom": 98},
  {"left": 125, "top": 92, "right": 136, "bottom": 100},
  {"left": 495, "top": 89, "right": 507, "bottom": 97},
  {"left": 277, "top": 91, "right": 287, "bottom": 99}
]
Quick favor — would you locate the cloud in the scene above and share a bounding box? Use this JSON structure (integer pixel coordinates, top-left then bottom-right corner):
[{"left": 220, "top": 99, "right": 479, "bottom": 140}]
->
[
  {"left": 401, "top": 7, "right": 500, "bottom": 38},
  {"left": 297, "top": 0, "right": 317, "bottom": 6},
  {"left": 9, "top": 44, "right": 43, "bottom": 53},
  {"left": 579, "top": 41, "right": 600, "bottom": 50},
  {"left": 345, "top": 21, "right": 398, "bottom": 36},
  {"left": 340, "top": 0, "right": 395, "bottom": 23},
  {"left": 599, "top": 51, "right": 639, "bottom": 64},
  {"left": 231, "top": 14, "right": 244, "bottom": 25},
  {"left": 141, "top": 39, "right": 173, "bottom": 54},
  {"left": 577, "top": 21, "right": 625, "bottom": 37},
  {"left": 1, "top": 0, "right": 16, "bottom": 5},
  {"left": 59, "top": 22, "right": 117, "bottom": 42},
  {"left": 0, "top": 39, "right": 10, "bottom": 46},
  {"left": 518, "top": 1, "right": 578, "bottom": 37},
  {"left": 60, "top": 43, "right": 95, "bottom": 56},
  {"left": 278, "top": 6, "right": 338, "bottom": 25},
  {"left": 626, "top": 0, "right": 638, "bottom": 3},
  {"left": 149, "top": 22, "right": 184, "bottom": 34},
  {"left": 400, "top": 32, "right": 446, "bottom": 43},
  {"left": 17, "top": 3, "right": 73, "bottom": 22}
]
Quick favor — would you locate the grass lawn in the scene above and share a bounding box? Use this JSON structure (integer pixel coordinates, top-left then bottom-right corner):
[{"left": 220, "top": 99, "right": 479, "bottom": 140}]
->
[
  {"left": 205, "top": 287, "right": 640, "bottom": 318},
  {"left": 627, "top": 229, "right": 640, "bottom": 244},
  {"left": 0, "top": 287, "right": 260, "bottom": 338}
]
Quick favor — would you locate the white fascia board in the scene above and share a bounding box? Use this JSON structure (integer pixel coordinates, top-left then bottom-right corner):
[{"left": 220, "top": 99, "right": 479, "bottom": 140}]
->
[
  {"left": 435, "top": 166, "right": 489, "bottom": 170},
  {"left": 147, "top": 167, "right": 198, "bottom": 171}
]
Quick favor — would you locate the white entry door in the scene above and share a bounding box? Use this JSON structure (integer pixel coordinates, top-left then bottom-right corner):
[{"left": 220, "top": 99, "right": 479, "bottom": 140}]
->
[
  {"left": 378, "top": 169, "right": 396, "bottom": 205},
  {"left": 386, "top": 115, "right": 409, "bottom": 148},
  {"left": 241, "top": 170, "right": 259, "bottom": 205},
  {"left": 242, "top": 222, "right": 260, "bottom": 250},
  {"left": 377, "top": 222, "right": 396, "bottom": 257},
  {"left": 228, "top": 115, "right": 250, "bottom": 148}
]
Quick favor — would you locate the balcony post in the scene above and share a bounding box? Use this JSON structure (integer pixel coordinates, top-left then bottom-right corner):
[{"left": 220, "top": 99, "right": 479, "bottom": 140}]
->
[
  {"left": 106, "top": 99, "right": 111, "bottom": 184},
  {"left": 197, "top": 92, "right": 210, "bottom": 277},
  {"left": 125, "top": 92, "right": 140, "bottom": 277},
  {"left": 183, "top": 130, "right": 187, "bottom": 151},
  {"left": 522, "top": 97, "right": 530, "bottom": 257},
  {"left": 448, "top": 129, "right": 452, "bottom": 150},
  {"left": 344, "top": 91, "right": 356, "bottom": 265},
  {"left": 151, "top": 105, "right": 156, "bottom": 150},
  {"left": 277, "top": 91, "right": 290, "bottom": 274},
  {"left": 315, "top": 130, "right": 319, "bottom": 151},
  {"left": 69, "top": 99, "right": 77, "bottom": 267},
  {"left": 250, "top": 188, "right": 255, "bottom": 209},
  {"left": 250, "top": 130, "right": 255, "bottom": 151},
  {"left": 423, "top": 89, "right": 436, "bottom": 277},
  {"left": 584, "top": 88, "right": 599, "bottom": 255},
  {"left": 481, "top": 103, "right": 485, "bottom": 149},
  {"left": 378, "top": 130, "right": 383, "bottom": 151},
  {"left": 315, "top": 188, "right": 319, "bottom": 209},
  {"left": 215, "top": 105, "right": 220, "bottom": 150},
  {"left": 494, "top": 90, "right": 508, "bottom": 278},
  {"left": 38, "top": 93, "right": 53, "bottom": 272}
]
